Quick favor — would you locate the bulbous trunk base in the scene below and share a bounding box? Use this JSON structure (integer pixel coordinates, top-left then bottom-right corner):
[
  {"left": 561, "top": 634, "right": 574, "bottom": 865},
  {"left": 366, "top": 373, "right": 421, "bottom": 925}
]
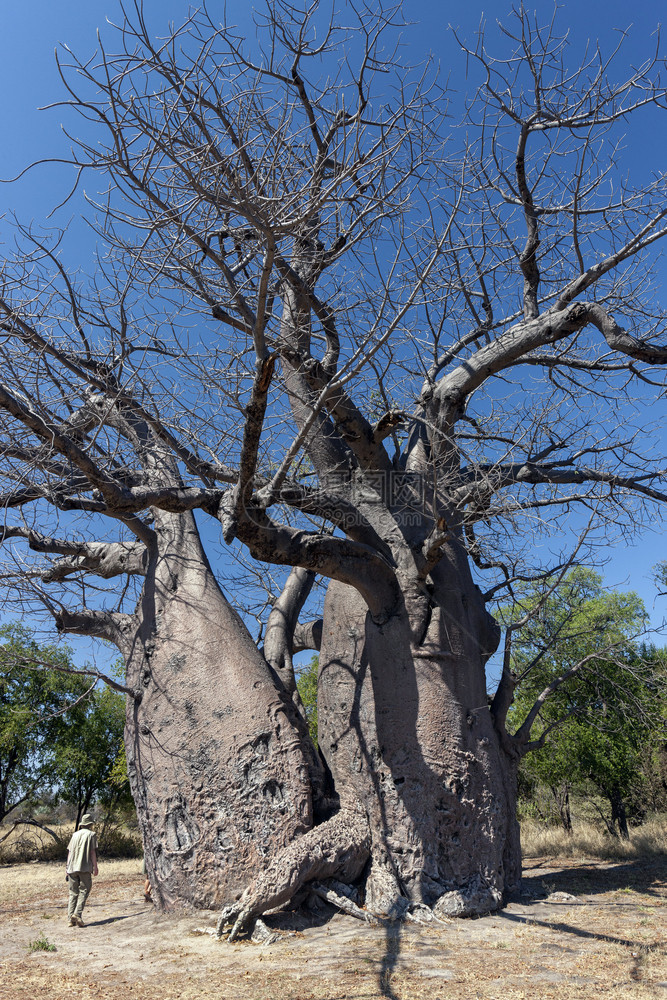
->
[
  {"left": 215, "top": 573, "right": 522, "bottom": 933},
  {"left": 315, "top": 578, "right": 521, "bottom": 915},
  {"left": 125, "top": 514, "right": 315, "bottom": 910}
]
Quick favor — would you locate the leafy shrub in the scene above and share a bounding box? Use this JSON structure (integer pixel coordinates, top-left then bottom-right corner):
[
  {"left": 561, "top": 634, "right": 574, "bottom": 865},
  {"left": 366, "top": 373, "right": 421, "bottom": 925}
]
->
[
  {"left": 28, "top": 933, "right": 56, "bottom": 952},
  {"left": 97, "top": 824, "right": 142, "bottom": 858},
  {"left": 0, "top": 824, "right": 67, "bottom": 864}
]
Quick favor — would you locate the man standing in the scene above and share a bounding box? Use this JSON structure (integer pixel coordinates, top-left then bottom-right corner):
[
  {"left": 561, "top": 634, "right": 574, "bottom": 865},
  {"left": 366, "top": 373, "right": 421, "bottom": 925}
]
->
[{"left": 66, "top": 814, "right": 98, "bottom": 927}]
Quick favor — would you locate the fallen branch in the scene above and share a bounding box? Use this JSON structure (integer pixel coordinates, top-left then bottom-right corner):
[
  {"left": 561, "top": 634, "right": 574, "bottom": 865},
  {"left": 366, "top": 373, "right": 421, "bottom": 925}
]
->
[{"left": 0, "top": 818, "right": 66, "bottom": 847}]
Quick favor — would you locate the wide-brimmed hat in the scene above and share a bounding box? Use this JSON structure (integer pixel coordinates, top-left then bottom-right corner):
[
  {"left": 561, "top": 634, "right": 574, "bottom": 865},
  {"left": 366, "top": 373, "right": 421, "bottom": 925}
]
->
[{"left": 80, "top": 814, "right": 94, "bottom": 827}]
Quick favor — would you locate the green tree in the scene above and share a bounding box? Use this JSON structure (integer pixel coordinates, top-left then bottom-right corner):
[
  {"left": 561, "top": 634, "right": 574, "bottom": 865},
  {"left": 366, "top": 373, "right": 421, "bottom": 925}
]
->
[
  {"left": 504, "top": 570, "right": 665, "bottom": 838},
  {"left": 53, "top": 684, "right": 130, "bottom": 829},
  {"left": 0, "top": 624, "right": 90, "bottom": 822},
  {"left": 296, "top": 656, "right": 318, "bottom": 748},
  {"left": 655, "top": 563, "right": 667, "bottom": 598}
]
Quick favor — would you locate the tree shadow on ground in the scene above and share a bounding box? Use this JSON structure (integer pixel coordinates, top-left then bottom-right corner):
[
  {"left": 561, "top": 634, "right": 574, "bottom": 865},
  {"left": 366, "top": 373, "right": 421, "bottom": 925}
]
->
[
  {"left": 264, "top": 898, "right": 343, "bottom": 933},
  {"left": 377, "top": 921, "right": 404, "bottom": 999},
  {"left": 498, "top": 908, "right": 666, "bottom": 985},
  {"left": 266, "top": 900, "right": 404, "bottom": 999},
  {"left": 519, "top": 856, "right": 667, "bottom": 902},
  {"left": 500, "top": 907, "right": 666, "bottom": 951}
]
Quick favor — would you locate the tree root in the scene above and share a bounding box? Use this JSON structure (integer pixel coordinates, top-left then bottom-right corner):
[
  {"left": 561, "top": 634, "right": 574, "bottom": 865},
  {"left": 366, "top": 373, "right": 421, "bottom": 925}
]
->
[
  {"left": 250, "top": 917, "right": 280, "bottom": 944},
  {"left": 215, "top": 812, "right": 504, "bottom": 940},
  {"left": 309, "top": 881, "right": 380, "bottom": 925},
  {"left": 432, "top": 874, "right": 503, "bottom": 918},
  {"left": 216, "top": 809, "right": 370, "bottom": 941},
  {"left": 405, "top": 903, "right": 453, "bottom": 925}
]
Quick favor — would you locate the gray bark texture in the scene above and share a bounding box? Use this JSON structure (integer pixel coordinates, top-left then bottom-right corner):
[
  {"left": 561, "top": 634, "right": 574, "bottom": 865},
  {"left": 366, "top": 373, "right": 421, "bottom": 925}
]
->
[
  {"left": 123, "top": 511, "right": 316, "bottom": 909},
  {"left": 318, "top": 569, "right": 519, "bottom": 917}
]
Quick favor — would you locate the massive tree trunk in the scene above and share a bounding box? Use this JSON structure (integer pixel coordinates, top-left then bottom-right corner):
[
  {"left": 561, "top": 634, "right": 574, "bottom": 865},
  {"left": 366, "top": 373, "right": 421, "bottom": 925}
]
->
[
  {"left": 216, "top": 528, "right": 522, "bottom": 934},
  {"left": 123, "top": 510, "right": 317, "bottom": 909},
  {"left": 318, "top": 566, "right": 520, "bottom": 918}
]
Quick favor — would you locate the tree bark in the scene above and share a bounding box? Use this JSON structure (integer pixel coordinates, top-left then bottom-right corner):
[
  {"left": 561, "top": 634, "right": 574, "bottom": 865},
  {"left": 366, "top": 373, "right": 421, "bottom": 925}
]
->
[
  {"left": 609, "top": 786, "right": 630, "bottom": 840},
  {"left": 550, "top": 783, "right": 573, "bottom": 834},
  {"left": 213, "top": 535, "right": 521, "bottom": 933},
  {"left": 216, "top": 809, "right": 371, "bottom": 939},
  {"left": 317, "top": 560, "right": 521, "bottom": 917},
  {"left": 123, "top": 510, "right": 318, "bottom": 909}
]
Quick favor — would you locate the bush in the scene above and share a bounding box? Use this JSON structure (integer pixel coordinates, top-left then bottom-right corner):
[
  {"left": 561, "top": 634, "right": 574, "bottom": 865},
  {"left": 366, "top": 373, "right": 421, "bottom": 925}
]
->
[
  {"left": 97, "top": 824, "right": 142, "bottom": 858},
  {"left": 0, "top": 823, "right": 67, "bottom": 864},
  {"left": 0, "top": 814, "right": 142, "bottom": 863}
]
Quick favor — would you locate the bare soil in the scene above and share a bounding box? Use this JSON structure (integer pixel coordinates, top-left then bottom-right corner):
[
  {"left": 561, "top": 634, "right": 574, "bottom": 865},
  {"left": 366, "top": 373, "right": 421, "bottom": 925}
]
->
[{"left": 0, "top": 855, "right": 665, "bottom": 999}]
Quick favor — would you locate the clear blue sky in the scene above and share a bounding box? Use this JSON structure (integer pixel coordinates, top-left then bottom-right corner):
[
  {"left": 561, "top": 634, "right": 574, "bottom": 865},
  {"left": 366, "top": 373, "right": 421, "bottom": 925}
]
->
[
  {"left": 0, "top": 0, "right": 665, "bottom": 642},
  {"left": 2, "top": 0, "right": 666, "bottom": 218}
]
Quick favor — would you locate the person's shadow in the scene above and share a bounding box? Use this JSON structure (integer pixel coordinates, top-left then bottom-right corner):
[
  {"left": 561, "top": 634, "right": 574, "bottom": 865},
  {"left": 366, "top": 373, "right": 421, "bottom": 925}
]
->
[{"left": 84, "top": 914, "right": 136, "bottom": 927}]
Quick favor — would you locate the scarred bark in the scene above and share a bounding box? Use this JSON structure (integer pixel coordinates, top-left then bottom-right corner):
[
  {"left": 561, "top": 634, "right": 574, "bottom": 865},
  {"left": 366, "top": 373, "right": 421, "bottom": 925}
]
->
[
  {"left": 214, "top": 529, "right": 522, "bottom": 932},
  {"left": 123, "top": 510, "right": 317, "bottom": 909}
]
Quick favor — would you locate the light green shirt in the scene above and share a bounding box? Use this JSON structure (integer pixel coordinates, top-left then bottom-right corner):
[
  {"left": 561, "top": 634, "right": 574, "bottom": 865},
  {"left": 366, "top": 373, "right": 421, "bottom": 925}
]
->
[{"left": 67, "top": 828, "right": 98, "bottom": 873}]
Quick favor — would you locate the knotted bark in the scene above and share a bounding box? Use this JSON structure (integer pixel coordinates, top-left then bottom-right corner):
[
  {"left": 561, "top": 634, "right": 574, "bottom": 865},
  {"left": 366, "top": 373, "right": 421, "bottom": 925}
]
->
[{"left": 216, "top": 552, "right": 521, "bottom": 933}]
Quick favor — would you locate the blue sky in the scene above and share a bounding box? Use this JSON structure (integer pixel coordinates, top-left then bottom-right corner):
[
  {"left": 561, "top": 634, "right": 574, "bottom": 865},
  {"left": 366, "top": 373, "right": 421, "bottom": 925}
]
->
[
  {"left": 2, "top": 0, "right": 666, "bottom": 216},
  {"left": 0, "top": 0, "right": 665, "bottom": 647}
]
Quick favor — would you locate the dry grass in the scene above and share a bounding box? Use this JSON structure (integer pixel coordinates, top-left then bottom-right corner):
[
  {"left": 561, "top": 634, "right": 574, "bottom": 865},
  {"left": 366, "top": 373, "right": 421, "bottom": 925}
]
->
[
  {"left": 3, "top": 813, "right": 666, "bottom": 866},
  {"left": 0, "top": 823, "right": 69, "bottom": 864},
  {"left": 521, "top": 814, "right": 667, "bottom": 861},
  {"left": 0, "top": 820, "right": 141, "bottom": 864}
]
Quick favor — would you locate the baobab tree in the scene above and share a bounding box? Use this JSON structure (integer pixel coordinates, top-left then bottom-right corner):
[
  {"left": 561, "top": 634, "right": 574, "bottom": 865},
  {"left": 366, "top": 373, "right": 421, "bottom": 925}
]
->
[{"left": 1, "top": 1, "right": 666, "bottom": 932}]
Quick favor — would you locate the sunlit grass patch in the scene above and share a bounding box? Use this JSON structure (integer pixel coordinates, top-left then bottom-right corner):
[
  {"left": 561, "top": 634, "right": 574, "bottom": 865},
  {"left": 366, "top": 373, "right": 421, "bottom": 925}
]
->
[{"left": 521, "top": 814, "right": 667, "bottom": 860}]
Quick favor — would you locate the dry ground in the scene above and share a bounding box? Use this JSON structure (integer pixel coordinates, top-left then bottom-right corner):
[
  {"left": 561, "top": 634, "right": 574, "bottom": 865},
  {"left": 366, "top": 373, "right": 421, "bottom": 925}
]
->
[{"left": 0, "top": 855, "right": 665, "bottom": 1000}]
